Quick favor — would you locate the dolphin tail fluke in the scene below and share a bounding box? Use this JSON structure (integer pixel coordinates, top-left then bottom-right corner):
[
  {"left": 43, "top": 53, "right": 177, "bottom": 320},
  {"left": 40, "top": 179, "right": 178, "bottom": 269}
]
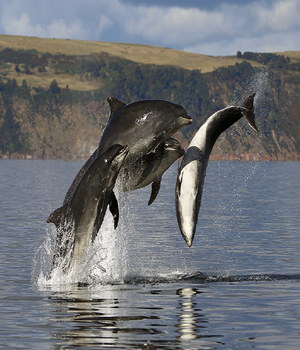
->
[
  {"left": 243, "top": 93, "right": 255, "bottom": 111},
  {"left": 243, "top": 93, "right": 259, "bottom": 132}
]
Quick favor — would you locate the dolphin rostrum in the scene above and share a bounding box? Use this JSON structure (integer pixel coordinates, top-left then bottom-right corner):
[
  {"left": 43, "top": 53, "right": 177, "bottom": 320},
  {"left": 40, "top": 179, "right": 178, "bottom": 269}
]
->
[
  {"left": 47, "top": 144, "right": 129, "bottom": 272},
  {"left": 175, "top": 94, "right": 258, "bottom": 247}
]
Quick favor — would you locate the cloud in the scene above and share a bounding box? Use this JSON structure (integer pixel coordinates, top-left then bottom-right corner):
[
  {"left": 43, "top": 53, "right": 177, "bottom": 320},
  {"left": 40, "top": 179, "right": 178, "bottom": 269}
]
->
[
  {"left": 253, "top": 0, "right": 300, "bottom": 32},
  {"left": 2, "top": 12, "right": 41, "bottom": 37},
  {"left": 185, "top": 31, "right": 300, "bottom": 56},
  {"left": 0, "top": 0, "right": 299, "bottom": 55},
  {"left": 120, "top": 0, "right": 300, "bottom": 54},
  {"left": 97, "top": 15, "right": 114, "bottom": 37},
  {"left": 47, "top": 19, "right": 86, "bottom": 40},
  {"left": 123, "top": 6, "right": 224, "bottom": 44},
  {"left": 0, "top": 1, "right": 89, "bottom": 40},
  {"left": 1, "top": 12, "right": 86, "bottom": 40},
  {"left": 121, "top": 1, "right": 300, "bottom": 48},
  {"left": 120, "top": 0, "right": 259, "bottom": 10}
]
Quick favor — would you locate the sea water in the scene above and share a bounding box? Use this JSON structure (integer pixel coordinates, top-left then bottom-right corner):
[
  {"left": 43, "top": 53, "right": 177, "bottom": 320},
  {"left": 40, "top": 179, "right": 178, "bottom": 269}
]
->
[{"left": 0, "top": 159, "right": 300, "bottom": 349}]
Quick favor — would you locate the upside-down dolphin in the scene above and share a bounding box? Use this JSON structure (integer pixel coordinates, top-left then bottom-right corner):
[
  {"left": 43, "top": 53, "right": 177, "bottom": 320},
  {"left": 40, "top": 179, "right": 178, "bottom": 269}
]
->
[
  {"left": 175, "top": 94, "right": 258, "bottom": 247},
  {"left": 121, "top": 138, "right": 185, "bottom": 205},
  {"left": 63, "top": 97, "right": 192, "bottom": 205},
  {"left": 47, "top": 144, "right": 129, "bottom": 271}
]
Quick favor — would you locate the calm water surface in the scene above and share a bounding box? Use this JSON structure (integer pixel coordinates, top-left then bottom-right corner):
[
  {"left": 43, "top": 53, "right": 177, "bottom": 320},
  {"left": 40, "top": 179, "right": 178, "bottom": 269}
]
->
[{"left": 0, "top": 160, "right": 300, "bottom": 349}]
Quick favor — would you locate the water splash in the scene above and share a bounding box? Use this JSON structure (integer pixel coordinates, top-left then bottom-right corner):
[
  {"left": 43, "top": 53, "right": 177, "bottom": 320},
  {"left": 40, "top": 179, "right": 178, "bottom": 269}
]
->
[
  {"left": 32, "top": 67, "right": 272, "bottom": 289},
  {"left": 32, "top": 182, "right": 132, "bottom": 288},
  {"left": 232, "top": 68, "right": 270, "bottom": 107}
]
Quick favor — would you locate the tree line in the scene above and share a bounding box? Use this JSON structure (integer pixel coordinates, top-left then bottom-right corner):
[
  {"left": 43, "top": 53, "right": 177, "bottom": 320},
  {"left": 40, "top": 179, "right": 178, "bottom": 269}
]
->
[{"left": 237, "top": 51, "right": 300, "bottom": 71}]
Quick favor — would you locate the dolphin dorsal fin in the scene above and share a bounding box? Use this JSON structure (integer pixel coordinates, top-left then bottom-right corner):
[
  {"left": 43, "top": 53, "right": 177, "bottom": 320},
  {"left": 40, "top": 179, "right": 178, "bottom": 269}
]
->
[
  {"left": 243, "top": 93, "right": 256, "bottom": 111},
  {"left": 47, "top": 204, "right": 67, "bottom": 227},
  {"left": 107, "top": 97, "right": 126, "bottom": 118}
]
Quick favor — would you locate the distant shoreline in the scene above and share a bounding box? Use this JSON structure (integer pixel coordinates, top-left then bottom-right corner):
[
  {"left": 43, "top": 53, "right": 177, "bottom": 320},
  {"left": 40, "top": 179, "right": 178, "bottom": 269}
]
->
[{"left": 1, "top": 154, "right": 298, "bottom": 162}]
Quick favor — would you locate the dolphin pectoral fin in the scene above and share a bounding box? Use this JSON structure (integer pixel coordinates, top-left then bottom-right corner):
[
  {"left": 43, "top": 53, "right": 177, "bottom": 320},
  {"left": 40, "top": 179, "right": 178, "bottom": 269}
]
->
[
  {"left": 148, "top": 177, "right": 162, "bottom": 206},
  {"left": 136, "top": 143, "right": 165, "bottom": 186},
  {"left": 135, "top": 153, "right": 156, "bottom": 186},
  {"left": 136, "top": 162, "right": 154, "bottom": 186},
  {"left": 47, "top": 204, "right": 67, "bottom": 227},
  {"left": 92, "top": 195, "right": 106, "bottom": 242},
  {"left": 109, "top": 191, "right": 119, "bottom": 229},
  {"left": 152, "top": 142, "right": 165, "bottom": 171}
]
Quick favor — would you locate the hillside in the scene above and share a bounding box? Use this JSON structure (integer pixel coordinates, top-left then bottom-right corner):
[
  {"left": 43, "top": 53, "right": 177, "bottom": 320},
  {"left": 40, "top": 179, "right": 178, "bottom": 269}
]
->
[
  {"left": 0, "top": 34, "right": 300, "bottom": 161},
  {"left": 0, "top": 34, "right": 263, "bottom": 73},
  {"left": 0, "top": 35, "right": 263, "bottom": 93}
]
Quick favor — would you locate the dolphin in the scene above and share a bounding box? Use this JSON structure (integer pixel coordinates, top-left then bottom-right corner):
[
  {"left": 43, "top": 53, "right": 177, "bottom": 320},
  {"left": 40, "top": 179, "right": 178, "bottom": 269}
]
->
[
  {"left": 47, "top": 144, "right": 129, "bottom": 271},
  {"left": 121, "top": 138, "right": 185, "bottom": 205},
  {"left": 175, "top": 93, "right": 258, "bottom": 247},
  {"left": 97, "top": 97, "right": 192, "bottom": 167},
  {"left": 63, "top": 148, "right": 98, "bottom": 205},
  {"left": 63, "top": 97, "right": 192, "bottom": 205}
]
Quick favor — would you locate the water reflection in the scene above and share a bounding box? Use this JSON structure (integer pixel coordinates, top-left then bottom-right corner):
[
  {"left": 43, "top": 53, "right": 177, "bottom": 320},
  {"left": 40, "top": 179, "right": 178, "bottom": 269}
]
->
[
  {"left": 176, "top": 288, "right": 199, "bottom": 341},
  {"left": 48, "top": 287, "right": 164, "bottom": 348},
  {"left": 46, "top": 285, "right": 225, "bottom": 349},
  {"left": 176, "top": 287, "right": 225, "bottom": 349},
  {"left": 51, "top": 294, "right": 119, "bottom": 347}
]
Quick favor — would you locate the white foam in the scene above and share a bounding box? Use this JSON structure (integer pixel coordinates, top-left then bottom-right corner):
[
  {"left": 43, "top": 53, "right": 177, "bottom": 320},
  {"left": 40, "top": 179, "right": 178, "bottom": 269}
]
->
[{"left": 32, "top": 183, "right": 132, "bottom": 289}]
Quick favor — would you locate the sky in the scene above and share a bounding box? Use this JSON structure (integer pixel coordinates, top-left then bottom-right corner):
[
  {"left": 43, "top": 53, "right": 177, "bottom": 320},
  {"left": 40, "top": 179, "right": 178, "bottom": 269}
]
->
[{"left": 1, "top": 0, "right": 300, "bottom": 56}]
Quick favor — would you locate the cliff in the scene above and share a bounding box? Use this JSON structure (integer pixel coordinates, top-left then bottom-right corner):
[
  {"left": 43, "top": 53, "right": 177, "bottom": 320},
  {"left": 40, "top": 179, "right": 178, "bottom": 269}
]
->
[{"left": 1, "top": 35, "right": 300, "bottom": 161}]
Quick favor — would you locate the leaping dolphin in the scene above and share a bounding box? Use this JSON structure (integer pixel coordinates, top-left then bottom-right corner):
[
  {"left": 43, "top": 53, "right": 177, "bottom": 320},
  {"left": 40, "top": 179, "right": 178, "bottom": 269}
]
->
[
  {"left": 98, "top": 98, "right": 192, "bottom": 167},
  {"left": 121, "top": 138, "right": 185, "bottom": 205},
  {"left": 63, "top": 97, "right": 192, "bottom": 205},
  {"left": 175, "top": 94, "right": 258, "bottom": 247},
  {"left": 47, "top": 144, "right": 129, "bottom": 272}
]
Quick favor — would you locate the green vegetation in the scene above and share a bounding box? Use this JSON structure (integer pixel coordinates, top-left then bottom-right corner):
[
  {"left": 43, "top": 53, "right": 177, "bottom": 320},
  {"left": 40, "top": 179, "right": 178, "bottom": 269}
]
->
[
  {"left": 237, "top": 51, "right": 300, "bottom": 71},
  {"left": 0, "top": 79, "right": 22, "bottom": 154},
  {"left": 0, "top": 35, "right": 256, "bottom": 73},
  {"left": 0, "top": 37, "right": 300, "bottom": 160}
]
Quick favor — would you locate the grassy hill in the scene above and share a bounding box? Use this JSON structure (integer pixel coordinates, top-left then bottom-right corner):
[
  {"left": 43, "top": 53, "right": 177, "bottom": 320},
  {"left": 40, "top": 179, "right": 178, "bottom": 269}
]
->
[
  {"left": 0, "top": 34, "right": 300, "bottom": 161},
  {"left": 0, "top": 34, "right": 258, "bottom": 93},
  {"left": 0, "top": 34, "right": 262, "bottom": 73}
]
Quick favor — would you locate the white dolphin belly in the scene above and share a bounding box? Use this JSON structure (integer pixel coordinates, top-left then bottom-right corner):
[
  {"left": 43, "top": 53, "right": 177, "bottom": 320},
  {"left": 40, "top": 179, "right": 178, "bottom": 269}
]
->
[{"left": 176, "top": 159, "right": 201, "bottom": 247}]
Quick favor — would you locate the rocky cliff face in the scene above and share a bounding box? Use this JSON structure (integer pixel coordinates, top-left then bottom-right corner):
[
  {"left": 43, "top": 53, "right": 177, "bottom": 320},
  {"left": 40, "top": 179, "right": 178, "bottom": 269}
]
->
[
  {"left": 1, "top": 46, "right": 300, "bottom": 161},
  {"left": 1, "top": 89, "right": 109, "bottom": 160},
  {"left": 205, "top": 69, "right": 300, "bottom": 161},
  {"left": 2, "top": 77, "right": 300, "bottom": 162},
  {"left": 20, "top": 100, "right": 106, "bottom": 160}
]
